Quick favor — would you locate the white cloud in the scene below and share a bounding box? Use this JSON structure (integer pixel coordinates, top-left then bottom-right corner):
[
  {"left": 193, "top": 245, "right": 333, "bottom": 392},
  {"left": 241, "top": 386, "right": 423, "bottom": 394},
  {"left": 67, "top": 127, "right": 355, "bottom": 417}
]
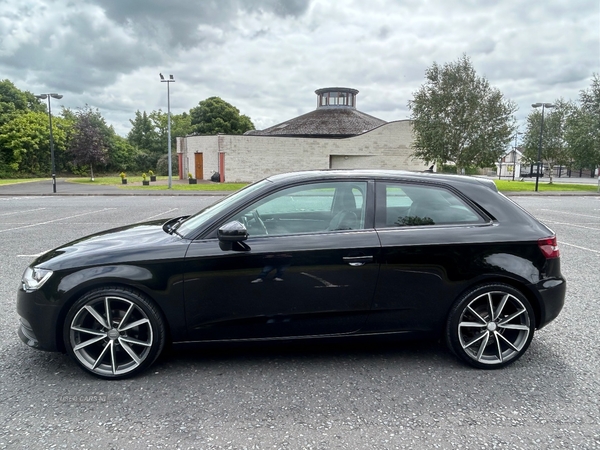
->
[{"left": 1, "top": 0, "right": 598, "bottom": 136}]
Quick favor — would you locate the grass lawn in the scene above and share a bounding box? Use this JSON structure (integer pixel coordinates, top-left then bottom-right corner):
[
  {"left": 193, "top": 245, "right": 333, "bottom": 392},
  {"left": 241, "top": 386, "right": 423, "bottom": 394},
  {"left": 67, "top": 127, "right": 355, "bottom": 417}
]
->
[
  {"left": 0, "top": 178, "right": 49, "bottom": 185},
  {"left": 494, "top": 179, "right": 598, "bottom": 192},
  {"left": 67, "top": 177, "right": 247, "bottom": 191}
]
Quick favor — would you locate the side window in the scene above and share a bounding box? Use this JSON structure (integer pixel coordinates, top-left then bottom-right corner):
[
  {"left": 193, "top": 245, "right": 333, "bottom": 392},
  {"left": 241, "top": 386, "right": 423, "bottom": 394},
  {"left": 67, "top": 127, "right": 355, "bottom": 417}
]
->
[
  {"left": 231, "top": 182, "right": 367, "bottom": 236},
  {"left": 376, "top": 182, "right": 484, "bottom": 228}
]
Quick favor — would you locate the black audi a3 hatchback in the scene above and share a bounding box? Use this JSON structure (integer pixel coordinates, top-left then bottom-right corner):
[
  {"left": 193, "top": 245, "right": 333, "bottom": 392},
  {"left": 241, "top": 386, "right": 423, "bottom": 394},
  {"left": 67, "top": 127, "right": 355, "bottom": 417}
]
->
[{"left": 17, "top": 170, "right": 566, "bottom": 379}]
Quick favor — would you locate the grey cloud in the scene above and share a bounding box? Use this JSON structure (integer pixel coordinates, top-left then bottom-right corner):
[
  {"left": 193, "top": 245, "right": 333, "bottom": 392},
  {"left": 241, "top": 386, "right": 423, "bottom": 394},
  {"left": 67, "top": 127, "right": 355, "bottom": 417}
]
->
[
  {"left": 86, "top": 0, "right": 312, "bottom": 48},
  {"left": 469, "top": 38, "right": 496, "bottom": 55}
]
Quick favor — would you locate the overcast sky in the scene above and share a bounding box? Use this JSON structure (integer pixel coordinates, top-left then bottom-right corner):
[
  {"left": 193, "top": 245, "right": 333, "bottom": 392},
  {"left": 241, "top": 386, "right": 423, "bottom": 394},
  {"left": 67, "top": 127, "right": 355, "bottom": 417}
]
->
[{"left": 1, "top": 0, "right": 598, "bottom": 136}]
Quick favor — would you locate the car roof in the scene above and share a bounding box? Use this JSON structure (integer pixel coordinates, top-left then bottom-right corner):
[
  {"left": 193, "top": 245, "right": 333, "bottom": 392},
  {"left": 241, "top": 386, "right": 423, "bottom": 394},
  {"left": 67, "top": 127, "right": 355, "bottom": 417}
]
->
[{"left": 266, "top": 169, "right": 498, "bottom": 192}]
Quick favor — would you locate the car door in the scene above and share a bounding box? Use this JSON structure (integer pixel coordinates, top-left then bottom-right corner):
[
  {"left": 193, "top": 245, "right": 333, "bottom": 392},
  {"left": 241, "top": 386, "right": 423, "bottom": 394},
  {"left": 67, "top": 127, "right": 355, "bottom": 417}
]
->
[
  {"left": 365, "top": 181, "right": 492, "bottom": 334},
  {"left": 183, "top": 180, "right": 381, "bottom": 341}
]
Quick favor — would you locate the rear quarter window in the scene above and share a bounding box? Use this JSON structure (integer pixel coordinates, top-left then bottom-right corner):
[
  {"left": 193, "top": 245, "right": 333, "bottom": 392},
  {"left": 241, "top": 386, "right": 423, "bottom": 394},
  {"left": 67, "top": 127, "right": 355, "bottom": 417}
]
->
[{"left": 376, "top": 182, "right": 486, "bottom": 227}]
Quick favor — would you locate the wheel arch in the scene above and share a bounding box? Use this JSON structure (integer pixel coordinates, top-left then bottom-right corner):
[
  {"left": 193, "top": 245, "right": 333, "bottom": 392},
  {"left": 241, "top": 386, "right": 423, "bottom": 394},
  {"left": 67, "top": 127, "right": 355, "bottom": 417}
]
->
[{"left": 451, "top": 275, "right": 542, "bottom": 329}]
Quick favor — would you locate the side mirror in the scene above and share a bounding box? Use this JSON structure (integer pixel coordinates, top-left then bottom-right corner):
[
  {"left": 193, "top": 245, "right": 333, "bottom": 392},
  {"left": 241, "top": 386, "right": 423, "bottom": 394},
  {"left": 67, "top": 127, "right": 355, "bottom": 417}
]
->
[{"left": 218, "top": 221, "right": 250, "bottom": 251}]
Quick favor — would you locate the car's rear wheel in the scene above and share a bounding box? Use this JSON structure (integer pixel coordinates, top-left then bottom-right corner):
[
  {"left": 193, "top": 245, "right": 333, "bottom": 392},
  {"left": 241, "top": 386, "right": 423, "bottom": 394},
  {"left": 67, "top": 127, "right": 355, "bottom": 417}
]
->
[
  {"left": 64, "top": 287, "right": 165, "bottom": 379},
  {"left": 446, "top": 283, "right": 535, "bottom": 369}
]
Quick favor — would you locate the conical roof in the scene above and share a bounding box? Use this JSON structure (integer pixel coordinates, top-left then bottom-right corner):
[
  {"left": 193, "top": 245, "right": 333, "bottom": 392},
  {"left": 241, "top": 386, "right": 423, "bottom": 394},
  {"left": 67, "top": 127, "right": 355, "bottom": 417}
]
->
[{"left": 246, "top": 87, "right": 386, "bottom": 138}]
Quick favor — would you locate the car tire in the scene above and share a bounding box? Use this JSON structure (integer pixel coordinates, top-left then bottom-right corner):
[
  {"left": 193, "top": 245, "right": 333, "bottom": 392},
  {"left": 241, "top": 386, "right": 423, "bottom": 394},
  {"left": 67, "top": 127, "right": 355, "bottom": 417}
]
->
[
  {"left": 63, "top": 287, "right": 166, "bottom": 379},
  {"left": 446, "top": 283, "right": 535, "bottom": 369}
]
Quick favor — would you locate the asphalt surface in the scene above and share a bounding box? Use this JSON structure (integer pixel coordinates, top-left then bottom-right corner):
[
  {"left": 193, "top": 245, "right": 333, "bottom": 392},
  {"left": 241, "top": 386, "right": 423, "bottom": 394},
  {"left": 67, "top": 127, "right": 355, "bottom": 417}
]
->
[{"left": 0, "top": 191, "right": 599, "bottom": 449}]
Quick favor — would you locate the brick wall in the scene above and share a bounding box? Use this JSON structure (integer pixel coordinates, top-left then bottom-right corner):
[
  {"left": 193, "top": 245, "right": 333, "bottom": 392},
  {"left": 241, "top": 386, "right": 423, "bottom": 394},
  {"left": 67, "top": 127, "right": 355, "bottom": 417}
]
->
[{"left": 178, "top": 120, "right": 425, "bottom": 182}]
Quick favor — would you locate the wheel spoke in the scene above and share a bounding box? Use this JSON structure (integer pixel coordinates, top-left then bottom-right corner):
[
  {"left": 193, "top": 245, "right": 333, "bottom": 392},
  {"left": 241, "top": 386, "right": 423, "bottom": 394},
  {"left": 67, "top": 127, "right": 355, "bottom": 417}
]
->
[
  {"left": 118, "top": 303, "right": 135, "bottom": 330},
  {"left": 91, "top": 340, "right": 112, "bottom": 369},
  {"left": 110, "top": 340, "right": 117, "bottom": 375},
  {"left": 499, "top": 323, "right": 530, "bottom": 331},
  {"left": 73, "top": 335, "right": 106, "bottom": 351},
  {"left": 493, "top": 294, "right": 509, "bottom": 321},
  {"left": 486, "top": 293, "right": 494, "bottom": 320},
  {"left": 493, "top": 332, "right": 503, "bottom": 363},
  {"left": 120, "top": 318, "right": 150, "bottom": 332},
  {"left": 119, "top": 335, "right": 152, "bottom": 347},
  {"left": 119, "top": 341, "right": 141, "bottom": 365},
  {"left": 496, "top": 331, "right": 521, "bottom": 352},
  {"left": 498, "top": 308, "right": 526, "bottom": 326},
  {"left": 104, "top": 297, "right": 112, "bottom": 327},
  {"left": 459, "top": 321, "right": 487, "bottom": 328},
  {"left": 466, "top": 306, "right": 487, "bottom": 324},
  {"left": 476, "top": 331, "right": 490, "bottom": 361},
  {"left": 462, "top": 330, "right": 488, "bottom": 349},
  {"left": 84, "top": 305, "right": 109, "bottom": 329},
  {"left": 71, "top": 326, "right": 106, "bottom": 337}
]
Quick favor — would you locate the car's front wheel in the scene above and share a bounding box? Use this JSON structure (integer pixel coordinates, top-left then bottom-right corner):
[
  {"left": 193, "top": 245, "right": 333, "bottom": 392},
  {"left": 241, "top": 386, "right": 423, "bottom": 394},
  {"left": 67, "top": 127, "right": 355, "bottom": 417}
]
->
[
  {"left": 446, "top": 283, "right": 535, "bottom": 369},
  {"left": 64, "top": 287, "right": 166, "bottom": 379}
]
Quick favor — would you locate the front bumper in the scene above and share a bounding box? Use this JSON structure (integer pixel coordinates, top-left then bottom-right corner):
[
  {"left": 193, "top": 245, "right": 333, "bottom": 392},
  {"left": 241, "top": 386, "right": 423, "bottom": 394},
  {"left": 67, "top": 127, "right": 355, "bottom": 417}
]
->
[{"left": 16, "top": 288, "right": 63, "bottom": 352}]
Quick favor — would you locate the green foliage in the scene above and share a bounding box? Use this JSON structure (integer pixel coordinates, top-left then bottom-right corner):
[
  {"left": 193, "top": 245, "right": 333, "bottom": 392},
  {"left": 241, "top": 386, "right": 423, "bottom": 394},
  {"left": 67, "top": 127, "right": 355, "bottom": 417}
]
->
[
  {"left": 408, "top": 55, "right": 517, "bottom": 171},
  {"left": 522, "top": 99, "right": 572, "bottom": 182},
  {"left": 190, "top": 97, "right": 254, "bottom": 135},
  {"left": 156, "top": 153, "right": 179, "bottom": 177},
  {"left": 438, "top": 164, "right": 478, "bottom": 175},
  {"left": 0, "top": 110, "right": 68, "bottom": 175},
  {"left": 127, "top": 109, "right": 192, "bottom": 171},
  {"left": 106, "top": 134, "right": 138, "bottom": 172},
  {"left": 69, "top": 105, "right": 109, "bottom": 178},
  {"left": 0, "top": 79, "right": 45, "bottom": 126},
  {"left": 565, "top": 74, "right": 600, "bottom": 170},
  {"left": 395, "top": 216, "right": 435, "bottom": 226}
]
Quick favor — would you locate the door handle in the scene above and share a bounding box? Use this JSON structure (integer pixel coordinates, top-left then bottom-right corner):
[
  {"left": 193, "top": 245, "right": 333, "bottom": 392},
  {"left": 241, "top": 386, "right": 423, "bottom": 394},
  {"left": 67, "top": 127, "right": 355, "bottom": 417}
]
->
[{"left": 343, "top": 255, "right": 374, "bottom": 266}]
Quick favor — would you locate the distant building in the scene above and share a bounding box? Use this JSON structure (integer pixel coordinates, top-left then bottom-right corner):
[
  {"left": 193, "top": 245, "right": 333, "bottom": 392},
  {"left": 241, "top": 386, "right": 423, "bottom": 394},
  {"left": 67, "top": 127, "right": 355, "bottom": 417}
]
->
[
  {"left": 177, "top": 87, "right": 425, "bottom": 182},
  {"left": 496, "top": 148, "right": 524, "bottom": 179}
]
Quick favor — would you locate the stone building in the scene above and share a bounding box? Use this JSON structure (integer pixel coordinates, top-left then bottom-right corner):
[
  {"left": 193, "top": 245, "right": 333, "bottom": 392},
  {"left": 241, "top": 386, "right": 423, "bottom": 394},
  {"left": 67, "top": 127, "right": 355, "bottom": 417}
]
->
[{"left": 177, "top": 87, "right": 425, "bottom": 183}]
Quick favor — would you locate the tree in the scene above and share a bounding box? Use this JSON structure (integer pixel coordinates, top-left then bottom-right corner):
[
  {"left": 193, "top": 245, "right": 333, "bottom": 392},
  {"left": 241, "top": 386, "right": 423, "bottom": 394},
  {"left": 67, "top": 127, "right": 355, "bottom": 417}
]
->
[
  {"left": 69, "top": 106, "right": 109, "bottom": 179},
  {"left": 408, "top": 55, "right": 517, "bottom": 172},
  {"left": 0, "top": 110, "right": 68, "bottom": 174},
  {"left": 0, "top": 79, "right": 45, "bottom": 126},
  {"left": 190, "top": 97, "right": 254, "bottom": 135},
  {"left": 565, "top": 74, "right": 600, "bottom": 172},
  {"left": 522, "top": 100, "right": 572, "bottom": 183}
]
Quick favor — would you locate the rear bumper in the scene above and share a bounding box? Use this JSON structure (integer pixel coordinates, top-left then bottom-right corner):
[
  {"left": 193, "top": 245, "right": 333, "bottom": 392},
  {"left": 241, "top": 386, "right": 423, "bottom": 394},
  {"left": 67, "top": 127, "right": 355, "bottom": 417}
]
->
[{"left": 534, "top": 277, "right": 566, "bottom": 329}]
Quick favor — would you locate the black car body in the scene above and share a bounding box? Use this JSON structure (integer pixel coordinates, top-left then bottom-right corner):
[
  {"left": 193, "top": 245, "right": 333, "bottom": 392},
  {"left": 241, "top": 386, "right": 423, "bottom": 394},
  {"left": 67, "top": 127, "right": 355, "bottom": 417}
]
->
[{"left": 17, "top": 170, "right": 566, "bottom": 378}]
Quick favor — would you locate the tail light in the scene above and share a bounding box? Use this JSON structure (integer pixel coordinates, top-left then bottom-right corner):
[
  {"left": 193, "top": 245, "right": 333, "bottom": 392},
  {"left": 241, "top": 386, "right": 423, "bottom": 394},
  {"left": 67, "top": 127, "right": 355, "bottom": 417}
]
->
[{"left": 538, "top": 236, "right": 560, "bottom": 259}]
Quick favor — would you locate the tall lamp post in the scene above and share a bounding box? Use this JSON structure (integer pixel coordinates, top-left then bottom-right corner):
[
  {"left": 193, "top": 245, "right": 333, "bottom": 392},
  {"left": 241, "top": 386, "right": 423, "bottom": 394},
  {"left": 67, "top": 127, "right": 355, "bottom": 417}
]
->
[
  {"left": 531, "top": 103, "right": 554, "bottom": 192},
  {"left": 512, "top": 131, "right": 522, "bottom": 181},
  {"left": 160, "top": 74, "right": 175, "bottom": 189},
  {"left": 35, "top": 93, "right": 63, "bottom": 193}
]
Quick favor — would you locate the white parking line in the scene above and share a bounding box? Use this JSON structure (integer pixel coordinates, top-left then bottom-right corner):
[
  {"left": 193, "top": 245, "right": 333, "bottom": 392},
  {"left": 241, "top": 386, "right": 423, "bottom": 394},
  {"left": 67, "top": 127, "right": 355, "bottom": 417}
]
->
[
  {"left": 0, "top": 208, "right": 46, "bottom": 217},
  {"left": 539, "top": 209, "right": 600, "bottom": 220},
  {"left": 541, "top": 220, "right": 600, "bottom": 231},
  {"left": 17, "top": 251, "right": 49, "bottom": 258},
  {"left": 0, "top": 208, "right": 116, "bottom": 234},
  {"left": 537, "top": 216, "right": 600, "bottom": 231},
  {"left": 146, "top": 208, "right": 179, "bottom": 220},
  {"left": 559, "top": 241, "right": 600, "bottom": 254}
]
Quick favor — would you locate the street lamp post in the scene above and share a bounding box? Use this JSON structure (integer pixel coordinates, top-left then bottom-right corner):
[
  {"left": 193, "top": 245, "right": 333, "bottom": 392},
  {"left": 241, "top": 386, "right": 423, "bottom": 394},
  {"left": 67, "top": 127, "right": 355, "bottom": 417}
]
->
[
  {"left": 35, "top": 93, "right": 63, "bottom": 193},
  {"left": 160, "top": 74, "right": 175, "bottom": 189},
  {"left": 512, "top": 131, "right": 522, "bottom": 181},
  {"left": 531, "top": 103, "right": 555, "bottom": 192}
]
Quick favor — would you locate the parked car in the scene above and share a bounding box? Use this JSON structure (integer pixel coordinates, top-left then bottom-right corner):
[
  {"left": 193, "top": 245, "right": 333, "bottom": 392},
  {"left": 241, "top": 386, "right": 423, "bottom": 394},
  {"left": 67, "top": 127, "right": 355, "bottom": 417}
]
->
[{"left": 17, "top": 170, "right": 566, "bottom": 379}]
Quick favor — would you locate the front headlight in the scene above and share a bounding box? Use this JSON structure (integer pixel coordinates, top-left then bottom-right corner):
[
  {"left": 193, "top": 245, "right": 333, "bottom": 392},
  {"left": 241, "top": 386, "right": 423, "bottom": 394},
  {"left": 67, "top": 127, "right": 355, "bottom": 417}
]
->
[{"left": 22, "top": 267, "right": 53, "bottom": 292}]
